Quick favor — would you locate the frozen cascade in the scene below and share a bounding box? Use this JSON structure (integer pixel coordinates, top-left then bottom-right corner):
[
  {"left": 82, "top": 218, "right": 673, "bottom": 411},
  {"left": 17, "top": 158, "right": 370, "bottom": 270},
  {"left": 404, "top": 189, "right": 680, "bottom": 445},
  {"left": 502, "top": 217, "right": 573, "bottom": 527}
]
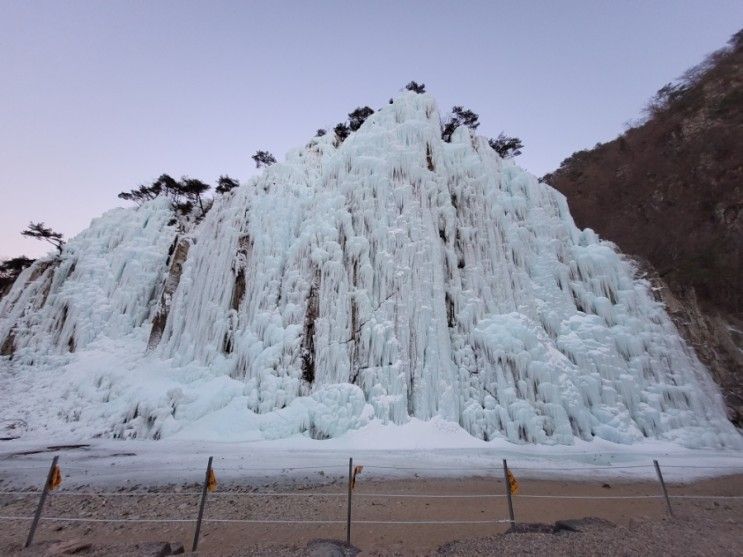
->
[{"left": 0, "top": 92, "right": 739, "bottom": 448}]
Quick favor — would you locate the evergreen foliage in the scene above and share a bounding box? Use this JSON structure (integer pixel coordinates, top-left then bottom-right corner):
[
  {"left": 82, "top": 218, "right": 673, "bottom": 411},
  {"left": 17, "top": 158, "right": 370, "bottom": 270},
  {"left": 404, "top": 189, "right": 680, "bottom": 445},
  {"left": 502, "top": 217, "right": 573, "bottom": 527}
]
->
[
  {"left": 405, "top": 81, "right": 426, "bottom": 93},
  {"left": 334, "top": 122, "right": 350, "bottom": 143},
  {"left": 0, "top": 256, "right": 35, "bottom": 295},
  {"left": 489, "top": 133, "right": 524, "bottom": 158},
  {"left": 215, "top": 175, "right": 239, "bottom": 194},
  {"left": 21, "top": 223, "right": 65, "bottom": 253},
  {"left": 442, "top": 106, "right": 480, "bottom": 142},
  {"left": 252, "top": 150, "right": 277, "bottom": 168},
  {"left": 154, "top": 174, "right": 181, "bottom": 198},
  {"left": 118, "top": 173, "right": 211, "bottom": 215},
  {"left": 348, "top": 106, "right": 374, "bottom": 131},
  {"left": 180, "top": 177, "right": 210, "bottom": 212},
  {"left": 117, "top": 183, "right": 162, "bottom": 206}
]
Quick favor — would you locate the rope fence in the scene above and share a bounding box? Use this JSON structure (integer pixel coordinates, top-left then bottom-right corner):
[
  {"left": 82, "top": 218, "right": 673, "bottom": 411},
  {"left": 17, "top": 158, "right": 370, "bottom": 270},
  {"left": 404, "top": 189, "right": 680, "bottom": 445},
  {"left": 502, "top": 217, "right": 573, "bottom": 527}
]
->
[
  {"left": 0, "top": 456, "right": 741, "bottom": 550},
  {"left": 0, "top": 515, "right": 516, "bottom": 525},
  {"left": 2, "top": 490, "right": 741, "bottom": 499},
  {"left": 74, "top": 462, "right": 741, "bottom": 473}
]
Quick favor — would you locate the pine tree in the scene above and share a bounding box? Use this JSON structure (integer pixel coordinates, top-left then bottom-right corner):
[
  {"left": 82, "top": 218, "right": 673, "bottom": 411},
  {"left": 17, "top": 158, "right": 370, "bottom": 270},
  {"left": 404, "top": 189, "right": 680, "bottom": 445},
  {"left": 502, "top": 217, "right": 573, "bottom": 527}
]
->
[
  {"left": 334, "top": 123, "right": 350, "bottom": 144},
  {"left": 441, "top": 120, "right": 459, "bottom": 143},
  {"left": 21, "top": 223, "right": 65, "bottom": 253},
  {"left": 442, "top": 106, "right": 480, "bottom": 142},
  {"left": 215, "top": 175, "right": 239, "bottom": 194},
  {"left": 118, "top": 182, "right": 162, "bottom": 206},
  {"left": 153, "top": 174, "right": 183, "bottom": 203},
  {"left": 180, "top": 177, "right": 210, "bottom": 213},
  {"left": 252, "top": 151, "right": 277, "bottom": 168},
  {"left": 488, "top": 134, "right": 524, "bottom": 158},
  {"left": 452, "top": 106, "right": 480, "bottom": 129},
  {"left": 348, "top": 106, "right": 374, "bottom": 131},
  {"left": 0, "top": 256, "right": 35, "bottom": 295},
  {"left": 0, "top": 256, "right": 35, "bottom": 278},
  {"left": 405, "top": 81, "right": 426, "bottom": 93}
]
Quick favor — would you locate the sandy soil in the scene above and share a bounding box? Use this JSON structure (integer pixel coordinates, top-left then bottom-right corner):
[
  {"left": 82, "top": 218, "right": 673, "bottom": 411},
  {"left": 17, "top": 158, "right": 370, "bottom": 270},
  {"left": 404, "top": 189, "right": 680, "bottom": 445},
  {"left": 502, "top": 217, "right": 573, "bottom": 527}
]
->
[{"left": 1, "top": 474, "right": 741, "bottom": 555}]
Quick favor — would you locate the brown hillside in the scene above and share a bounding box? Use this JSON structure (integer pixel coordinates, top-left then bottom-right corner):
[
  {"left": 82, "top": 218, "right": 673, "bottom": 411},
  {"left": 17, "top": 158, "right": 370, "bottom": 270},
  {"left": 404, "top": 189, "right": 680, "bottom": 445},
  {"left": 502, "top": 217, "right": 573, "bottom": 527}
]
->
[{"left": 544, "top": 30, "right": 743, "bottom": 424}]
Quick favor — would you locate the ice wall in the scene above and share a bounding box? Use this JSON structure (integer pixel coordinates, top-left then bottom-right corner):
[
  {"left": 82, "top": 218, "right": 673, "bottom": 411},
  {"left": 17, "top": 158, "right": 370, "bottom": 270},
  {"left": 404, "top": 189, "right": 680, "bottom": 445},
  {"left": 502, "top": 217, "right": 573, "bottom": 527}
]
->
[
  {"left": 0, "top": 199, "right": 177, "bottom": 363},
  {"left": 0, "top": 92, "right": 738, "bottom": 448}
]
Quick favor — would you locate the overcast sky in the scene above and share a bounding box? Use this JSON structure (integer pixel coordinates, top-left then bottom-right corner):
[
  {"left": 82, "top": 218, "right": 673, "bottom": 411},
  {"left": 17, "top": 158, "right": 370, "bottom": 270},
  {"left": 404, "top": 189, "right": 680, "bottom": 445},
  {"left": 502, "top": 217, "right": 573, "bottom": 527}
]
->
[{"left": 1, "top": 1, "right": 741, "bottom": 259}]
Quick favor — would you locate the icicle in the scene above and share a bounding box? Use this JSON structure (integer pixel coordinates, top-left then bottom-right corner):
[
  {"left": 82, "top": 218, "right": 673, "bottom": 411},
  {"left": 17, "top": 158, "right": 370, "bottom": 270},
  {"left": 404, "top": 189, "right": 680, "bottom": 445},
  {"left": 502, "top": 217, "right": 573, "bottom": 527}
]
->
[{"left": 0, "top": 92, "right": 738, "bottom": 448}]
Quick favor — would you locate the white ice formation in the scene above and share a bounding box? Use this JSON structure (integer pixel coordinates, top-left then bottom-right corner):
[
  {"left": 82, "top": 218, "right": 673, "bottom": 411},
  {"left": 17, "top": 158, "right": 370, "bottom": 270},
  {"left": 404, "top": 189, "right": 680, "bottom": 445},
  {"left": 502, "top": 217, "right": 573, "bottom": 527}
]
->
[{"left": 0, "top": 92, "right": 739, "bottom": 448}]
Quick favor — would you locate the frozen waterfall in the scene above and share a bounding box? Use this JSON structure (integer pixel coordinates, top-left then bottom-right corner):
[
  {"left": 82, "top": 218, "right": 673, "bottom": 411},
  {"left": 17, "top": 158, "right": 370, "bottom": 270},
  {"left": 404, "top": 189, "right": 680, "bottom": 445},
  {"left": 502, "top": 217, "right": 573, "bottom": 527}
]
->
[{"left": 0, "top": 92, "right": 738, "bottom": 448}]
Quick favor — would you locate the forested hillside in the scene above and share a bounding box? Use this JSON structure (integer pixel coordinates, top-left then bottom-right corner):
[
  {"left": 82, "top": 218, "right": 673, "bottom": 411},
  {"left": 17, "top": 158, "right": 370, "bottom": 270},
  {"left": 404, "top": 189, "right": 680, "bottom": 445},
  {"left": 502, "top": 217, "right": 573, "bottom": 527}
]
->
[{"left": 544, "top": 30, "right": 743, "bottom": 424}]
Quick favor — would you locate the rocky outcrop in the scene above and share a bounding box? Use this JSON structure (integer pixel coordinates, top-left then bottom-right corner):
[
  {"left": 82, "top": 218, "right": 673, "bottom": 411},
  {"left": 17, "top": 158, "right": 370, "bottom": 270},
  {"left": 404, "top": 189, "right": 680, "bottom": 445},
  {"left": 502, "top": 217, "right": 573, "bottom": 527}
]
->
[
  {"left": 148, "top": 237, "right": 190, "bottom": 350},
  {"left": 645, "top": 265, "right": 743, "bottom": 425}
]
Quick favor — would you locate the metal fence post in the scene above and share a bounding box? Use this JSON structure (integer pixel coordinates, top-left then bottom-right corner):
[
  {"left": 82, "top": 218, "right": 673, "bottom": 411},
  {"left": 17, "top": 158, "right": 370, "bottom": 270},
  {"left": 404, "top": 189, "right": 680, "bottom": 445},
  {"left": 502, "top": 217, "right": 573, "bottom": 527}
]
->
[
  {"left": 192, "top": 456, "right": 213, "bottom": 552},
  {"left": 653, "top": 459, "right": 674, "bottom": 517},
  {"left": 503, "top": 459, "right": 515, "bottom": 526},
  {"left": 25, "top": 455, "right": 59, "bottom": 548},
  {"left": 346, "top": 457, "right": 353, "bottom": 547}
]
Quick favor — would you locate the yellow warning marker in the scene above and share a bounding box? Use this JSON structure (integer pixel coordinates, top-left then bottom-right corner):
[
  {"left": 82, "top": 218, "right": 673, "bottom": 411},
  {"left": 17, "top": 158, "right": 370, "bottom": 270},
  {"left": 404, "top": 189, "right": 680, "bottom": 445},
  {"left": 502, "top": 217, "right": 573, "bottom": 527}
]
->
[
  {"left": 48, "top": 464, "right": 62, "bottom": 491},
  {"left": 207, "top": 467, "right": 217, "bottom": 492},
  {"left": 507, "top": 469, "right": 519, "bottom": 495},
  {"left": 351, "top": 465, "right": 364, "bottom": 489}
]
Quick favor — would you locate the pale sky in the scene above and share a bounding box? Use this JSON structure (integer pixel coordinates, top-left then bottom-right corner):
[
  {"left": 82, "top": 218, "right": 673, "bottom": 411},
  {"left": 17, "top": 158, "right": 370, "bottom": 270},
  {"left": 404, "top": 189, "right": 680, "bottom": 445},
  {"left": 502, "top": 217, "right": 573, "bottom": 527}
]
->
[{"left": 1, "top": 1, "right": 741, "bottom": 259}]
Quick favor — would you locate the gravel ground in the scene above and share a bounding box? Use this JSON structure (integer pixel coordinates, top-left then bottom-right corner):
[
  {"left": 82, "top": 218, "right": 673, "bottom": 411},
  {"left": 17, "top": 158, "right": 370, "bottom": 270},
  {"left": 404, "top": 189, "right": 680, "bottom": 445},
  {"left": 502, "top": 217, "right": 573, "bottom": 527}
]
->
[
  {"left": 436, "top": 514, "right": 741, "bottom": 556},
  {"left": 0, "top": 475, "right": 741, "bottom": 555}
]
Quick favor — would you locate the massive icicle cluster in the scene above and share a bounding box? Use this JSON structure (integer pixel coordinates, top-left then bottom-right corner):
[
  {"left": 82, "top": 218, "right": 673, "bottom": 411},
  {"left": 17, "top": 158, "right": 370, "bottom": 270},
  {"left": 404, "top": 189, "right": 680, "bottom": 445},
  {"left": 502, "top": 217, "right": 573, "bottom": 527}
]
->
[{"left": 0, "top": 92, "right": 739, "bottom": 447}]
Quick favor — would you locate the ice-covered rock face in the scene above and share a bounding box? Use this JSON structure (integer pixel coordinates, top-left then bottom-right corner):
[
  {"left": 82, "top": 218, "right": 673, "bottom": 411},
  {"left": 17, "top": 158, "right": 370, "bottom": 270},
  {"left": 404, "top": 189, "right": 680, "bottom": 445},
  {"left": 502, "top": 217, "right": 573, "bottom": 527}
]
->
[{"left": 0, "top": 92, "right": 739, "bottom": 448}]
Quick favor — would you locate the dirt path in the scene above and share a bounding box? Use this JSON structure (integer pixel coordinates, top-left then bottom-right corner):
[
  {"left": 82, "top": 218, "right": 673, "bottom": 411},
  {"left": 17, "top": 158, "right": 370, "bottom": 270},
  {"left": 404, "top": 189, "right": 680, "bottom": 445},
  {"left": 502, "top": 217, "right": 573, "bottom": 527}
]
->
[{"left": 1, "top": 474, "right": 741, "bottom": 555}]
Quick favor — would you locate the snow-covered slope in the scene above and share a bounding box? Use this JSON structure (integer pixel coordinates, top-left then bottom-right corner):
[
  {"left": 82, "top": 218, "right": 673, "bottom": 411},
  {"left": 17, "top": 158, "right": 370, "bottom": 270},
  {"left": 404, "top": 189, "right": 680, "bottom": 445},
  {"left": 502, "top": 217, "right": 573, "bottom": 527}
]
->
[{"left": 0, "top": 92, "right": 739, "bottom": 448}]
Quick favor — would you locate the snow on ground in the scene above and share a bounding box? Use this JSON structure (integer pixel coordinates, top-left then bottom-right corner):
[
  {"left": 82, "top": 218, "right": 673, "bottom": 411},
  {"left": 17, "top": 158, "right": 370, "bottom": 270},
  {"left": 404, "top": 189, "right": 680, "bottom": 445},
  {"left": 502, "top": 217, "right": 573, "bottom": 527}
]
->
[{"left": 1, "top": 419, "right": 741, "bottom": 489}]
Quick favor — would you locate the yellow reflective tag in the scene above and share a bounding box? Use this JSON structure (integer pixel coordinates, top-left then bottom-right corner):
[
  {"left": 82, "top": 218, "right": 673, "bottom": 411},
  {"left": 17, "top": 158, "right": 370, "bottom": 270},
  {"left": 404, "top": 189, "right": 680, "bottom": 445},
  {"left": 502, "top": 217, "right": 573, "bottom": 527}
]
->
[
  {"left": 207, "top": 468, "right": 217, "bottom": 492},
  {"left": 351, "top": 465, "right": 364, "bottom": 489},
  {"left": 507, "top": 469, "right": 519, "bottom": 495},
  {"left": 48, "top": 465, "right": 62, "bottom": 491}
]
